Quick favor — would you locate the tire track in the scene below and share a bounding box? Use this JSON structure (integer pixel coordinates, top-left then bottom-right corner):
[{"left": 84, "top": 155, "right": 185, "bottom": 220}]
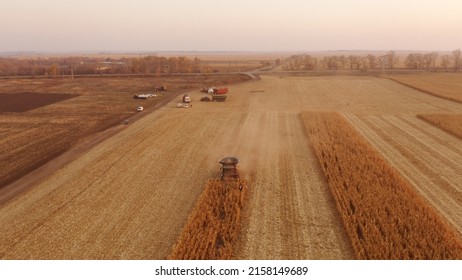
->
[{"left": 234, "top": 111, "right": 354, "bottom": 259}]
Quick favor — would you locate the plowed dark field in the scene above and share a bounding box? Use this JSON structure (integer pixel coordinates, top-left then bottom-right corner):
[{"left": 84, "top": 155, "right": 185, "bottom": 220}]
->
[{"left": 0, "top": 92, "right": 78, "bottom": 112}]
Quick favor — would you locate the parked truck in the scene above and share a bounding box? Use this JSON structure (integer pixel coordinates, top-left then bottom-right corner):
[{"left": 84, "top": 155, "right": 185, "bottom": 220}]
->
[
  {"left": 200, "top": 87, "right": 228, "bottom": 102},
  {"left": 154, "top": 86, "right": 167, "bottom": 92}
]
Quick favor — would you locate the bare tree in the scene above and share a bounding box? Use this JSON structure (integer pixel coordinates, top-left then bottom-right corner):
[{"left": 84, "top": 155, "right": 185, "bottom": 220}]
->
[
  {"left": 386, "top": 51, "right": 399, "bottom": 70},
  {"left": 423, "top": 54, "right": 433, "bottom": 70},
  {"left": 428, "top": 52, "right": 439, "bottom": 71},
  {"left": 366, "top": 54, "right": 377, "bottom": 70},
  {"left": 406, "top": 53, "right": 431, "bottom": 69},
  {"left": 405, "top": 53, "right": 417, "bottom": 69},
  {"left": 338, "top": 55, "right": 347, "bottom": 69},
  {"left": 452, "top": 49, "right": 461, "bottom": 72},
  {"left": 347, "top": 55, "right": 361, "bottom": 70},
  {"left": 303, "top": 55, "right": 316, "bottom": 70},
  {"left": 320, "top": 56, "right": 338, "bottom": 70},
  {"left": 194, "top": 57, "right": 201, "bottom": 73},
  {"left": 440, "top": 55, "right": 451, "bottom": 70},
  {"left": 358, "top": 56, "right": 367, "bottom": 70}
]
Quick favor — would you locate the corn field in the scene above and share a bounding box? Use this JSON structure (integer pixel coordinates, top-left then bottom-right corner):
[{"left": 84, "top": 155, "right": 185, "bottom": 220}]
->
[
  {"left": 302, "top": 111, "right": 462, "bottom": 259},
  {"left": 169, "top": 179, "right": 247, "bottom": 260},
  {"left": 417, "top": 114, "right": 462, "bottom": 139}
]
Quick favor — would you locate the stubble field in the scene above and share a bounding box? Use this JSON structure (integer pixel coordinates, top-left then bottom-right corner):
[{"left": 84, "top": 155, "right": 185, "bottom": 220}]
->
[
  {"left": 0, "top": 73, "right": 461, "bottom": 259},
  {"left": 0, "top": 75, "right": 249, "bottom": 191}
]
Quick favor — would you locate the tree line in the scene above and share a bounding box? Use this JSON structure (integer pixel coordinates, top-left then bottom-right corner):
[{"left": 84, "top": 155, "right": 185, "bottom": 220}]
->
[
  {"left": 283, "top": 49, "right": 461, "bottom": 72},
  {"left": 1, "top": 49, "right": 461, "bottom": 76},
  {"left": 0, "top": 55, "right": 204, "bottom": 76}
]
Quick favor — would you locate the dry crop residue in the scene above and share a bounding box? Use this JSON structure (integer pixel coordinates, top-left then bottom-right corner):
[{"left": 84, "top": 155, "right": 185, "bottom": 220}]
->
[
  {"left": 417, "top": 114, "right": 462, "bottom": 139},
  {"left": 2, "top": 74, "right": 462, "bottom": 259},
  {"left": 383, "top": 73, "right": 462, "bottom": 103},
  {"left": 169, "top": 179, "right": 247, "bottom": 260},
  {"left": 345, "top": 114, "right": 462, "bottom": 238},
  {"left": 302, "top": 111, "right": 462, "bottom": 259}
]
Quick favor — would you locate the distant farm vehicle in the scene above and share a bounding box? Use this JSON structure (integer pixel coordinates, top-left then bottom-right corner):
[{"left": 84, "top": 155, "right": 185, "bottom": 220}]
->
[
  {"left": 136, "top": 106, "right": 144, "bottom": 112},
  {"left": 133, "top": 94, "right": 148, "bottom": 99},
  {"left": 212, "top": 95, "right": 227, "bottom": 102},
  {"left": 134, "top": 93, "right": 157, "bottom": 99},
  {"left": 122, "top": 119, "right": 130, "bottom": 125},
  {"left": 200, "top": 87, "right": 228, "bottom": 102},
  {"left": 154, "top": 86, "right": 167, "bottom": 92},
  {"left": 219, "top": 157, "right": 240, "bottom": 180},
  {"left": 201, "top": 87, "right": 228, "bottom": 94},
  {"left": 183, "top": 94, "right": 191, "bottom": 103}
]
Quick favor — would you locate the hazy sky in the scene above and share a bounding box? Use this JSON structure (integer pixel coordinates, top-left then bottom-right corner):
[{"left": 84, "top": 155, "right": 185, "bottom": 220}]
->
[{"left": 1, "top": 0, "right": 461, "bottom": 52}]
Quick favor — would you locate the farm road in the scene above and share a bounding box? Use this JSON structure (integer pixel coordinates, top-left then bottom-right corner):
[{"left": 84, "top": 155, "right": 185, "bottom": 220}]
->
[{"left": 1, "top": 75, "right": 461, "bottom": 259}]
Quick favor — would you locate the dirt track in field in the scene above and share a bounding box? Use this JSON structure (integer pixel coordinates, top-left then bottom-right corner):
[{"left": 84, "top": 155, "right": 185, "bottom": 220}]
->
[{"left": 1, "top": 75, "right": 461, "bottom": 259}]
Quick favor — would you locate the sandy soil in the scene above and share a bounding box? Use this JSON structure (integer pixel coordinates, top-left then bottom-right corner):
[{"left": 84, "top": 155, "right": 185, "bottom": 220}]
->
[{"left": 1, "top": 75, "right": 461, "bottom": 259}]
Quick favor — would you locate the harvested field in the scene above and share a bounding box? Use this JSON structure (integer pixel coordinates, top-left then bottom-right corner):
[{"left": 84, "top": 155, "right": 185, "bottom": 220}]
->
[
  {"left": 1, "top": 74, "right": 461, "bottom": 259},
  {"left": 0, "top": 75, "right": 249, "bottom": 190},
  {"left": 417, "top": 114, "right": 462, "bottom": 139},
  {"left": 383, "top": 73, "right": 462, "bottom": 103},
  {"left": 302, "top": 111, "right": 462, "bottom": 259}
]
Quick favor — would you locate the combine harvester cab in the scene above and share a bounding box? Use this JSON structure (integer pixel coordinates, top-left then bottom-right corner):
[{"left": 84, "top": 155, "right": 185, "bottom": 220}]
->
[{"left": 219, "top": 156, "right": 240, "bottom": 180}]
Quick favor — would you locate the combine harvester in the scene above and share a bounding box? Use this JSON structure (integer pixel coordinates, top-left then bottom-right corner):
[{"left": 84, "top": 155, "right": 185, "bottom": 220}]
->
[{"left": 169, "top": 156, "right": 247, "bottom": 259}]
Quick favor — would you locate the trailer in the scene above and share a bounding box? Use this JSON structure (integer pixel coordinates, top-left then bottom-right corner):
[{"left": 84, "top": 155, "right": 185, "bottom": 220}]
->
[
  {"left": 200, "top": 87, "right": 228, "bottom": 102},
  {"left": 212, "top": 94, "right": 227, "bottom": 102},
  {"left": 133, "top": 94, "right": 148, "bottom": 99}
]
